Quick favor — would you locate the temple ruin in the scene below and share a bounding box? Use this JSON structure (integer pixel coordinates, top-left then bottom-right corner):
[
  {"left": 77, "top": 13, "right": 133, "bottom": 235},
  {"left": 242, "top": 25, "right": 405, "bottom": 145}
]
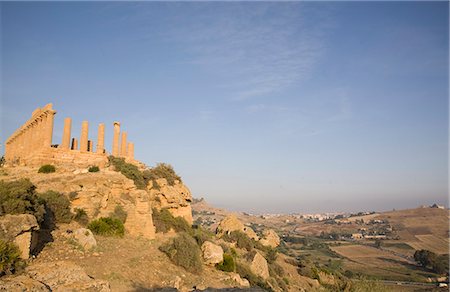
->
[{"left": 4, "top": 103, "right": 135, "bottom": 167}]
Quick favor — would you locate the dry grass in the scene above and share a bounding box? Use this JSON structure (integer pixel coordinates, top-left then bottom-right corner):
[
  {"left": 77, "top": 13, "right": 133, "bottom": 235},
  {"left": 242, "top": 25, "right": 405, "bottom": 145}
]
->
[{"left": 407, "top": 235, "right": 449, "bottom": 255}]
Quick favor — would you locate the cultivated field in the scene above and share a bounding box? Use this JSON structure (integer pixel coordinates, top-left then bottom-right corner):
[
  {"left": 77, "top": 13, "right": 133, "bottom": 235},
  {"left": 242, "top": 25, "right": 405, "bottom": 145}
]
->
[{"left": 407, "top": 235, "right": 449, "bottom": 255}]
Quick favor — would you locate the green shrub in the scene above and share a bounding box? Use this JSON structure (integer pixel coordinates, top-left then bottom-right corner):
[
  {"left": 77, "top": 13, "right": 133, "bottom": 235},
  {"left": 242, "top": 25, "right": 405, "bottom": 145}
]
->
[
  {"left": 108, "top": 156, "right": 146, "bottom": 189},
  {"left": 0, "top": 179, "right": 45, "bottom": 224},
  {"left": 0, "top": 240, "right": 21, "bottom": 275},
  {"left": 223, "top": 230, "right": 254, "bottom": 251},
  {"left": 88, "top": 166, "right": 100, "bottom": 172},
  {"left": 73, "top": 208, "right": 89, "bottom": 226},
  {"left": 111, "top": 205, "right": 127, "bottom": 223},
  {"left": 152, "top": 208, "right": 192, "bottom": 234},
  {"left": 216, "top": 253, "right": 236, "bottom": 272},
  {"left": 192, "top": 226, "right": 213, "bottom": 245},
  {"left": 38, "top": 191, "right": 73, "bottom": 223},
  {"left": 266, "top": 248, "right": 278, "bottom": 264},
  {"left": 88, "top": 217, "right": 125, "bottom": 237},
  {"left": 143, "top": 163, "right": 182, "bottom": 187},
  {"left": 159, "top": 232, "right": 203, "bottom": 273},
  {"left": 38, "top": 165, "right": 56, "bottom": 173}
]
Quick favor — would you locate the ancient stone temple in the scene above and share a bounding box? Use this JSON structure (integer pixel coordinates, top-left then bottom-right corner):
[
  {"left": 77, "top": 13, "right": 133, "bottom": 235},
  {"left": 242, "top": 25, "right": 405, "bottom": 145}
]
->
[{"left": 4, "top": 103, "right": 136, "bottom": 167}]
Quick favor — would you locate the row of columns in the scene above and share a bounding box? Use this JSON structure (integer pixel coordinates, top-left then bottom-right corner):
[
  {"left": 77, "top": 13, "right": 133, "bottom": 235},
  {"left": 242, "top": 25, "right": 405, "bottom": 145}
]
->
[
  {"left": 60, "top": 118, "right": 134, "bottom": 159},
  {"left": 4, "top": 103, "right": 56, "bottom": 162}
]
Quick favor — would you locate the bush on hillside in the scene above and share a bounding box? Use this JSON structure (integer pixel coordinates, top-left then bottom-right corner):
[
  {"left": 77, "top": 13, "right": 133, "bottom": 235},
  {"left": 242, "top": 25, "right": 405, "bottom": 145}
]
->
[
  {"left": 216, "top": 253, "right": 235, "bottom": 272},
  {"left": 0, "top": 240, "right": 21, "bottom": 275},
  {"left": 38, "top": 165, "right": 55, "bottom": 173},
  {"left": 152, "top": 208, "right": 192, "bottom": 234},
  {"left": 192, "top": 226, "right": 213, "bottom": 246},
  {"left": 88, "top": 217, "right": 125, "bottom": 237},
  {"left": 111, "top": 205, "right": 127, "bottom": 223},
  {"left": 38, "top": 191, "right": 73, "bottom": 224},
  {"left": 159, "top": 232, "right": 202, "bottom": 273},
  {"left": 88, "top": 166, "right": 99, "bottom": 173},
  {"left": 414, "top": 249, "right": 449, "bottom": 275},
  {"left": 108, "top": 156, "right": 146, "bottom": 189},
  {"left": 223, "top": 230, "right": 254, "bottom": 251},
  {"left": 142, "top": 163, "right": 181, "bottom": 187},
  {"left": 0, "top": 179, "right": 46, "bottom": 224},
  {"left": 73, "top": 208, "right": 89, "bottom": 226}
]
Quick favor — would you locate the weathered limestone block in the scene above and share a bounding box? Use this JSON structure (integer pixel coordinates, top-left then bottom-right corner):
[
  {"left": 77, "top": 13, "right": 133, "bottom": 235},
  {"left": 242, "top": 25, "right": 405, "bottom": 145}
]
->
[
  {"left": 259, "top": 229, "right": 280, "bottom": 248},
  {"left": 0, "top": 214, "right": 39, "bottom": 259},
  {"left": 228, "top": 273, "right": 250, "bottom": 288},
  {"left": 249, "top": 252, "right": 269, "bottom": 280},
  {"left": 26, "top": 261, "right": 110, "bottom": 291},
  {"left": 72, "top": 228, "right": 97, "bottom": 250},
  {"left": 201, "top": 241, "right": 223, "bottom": 266},
  {"left": 124, "top": 190, "right": 155, "bottom": 239},
  {"left": 216, "top": 215, "right": 258, "bottom": 241}
]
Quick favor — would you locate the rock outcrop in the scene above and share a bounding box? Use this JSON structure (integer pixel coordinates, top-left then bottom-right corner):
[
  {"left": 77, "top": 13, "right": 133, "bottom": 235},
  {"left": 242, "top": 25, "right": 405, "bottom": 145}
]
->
[
  {"left": 0, "top": 275, "right": 50, "bottom": 291},
  {"left": 249, "top": 252, "right": 269, "bottom": 280},
  {"left": 259, "top": 229, "right": 280, "bottom": 248},
  {"left": 0, "top": 214, "right": 39, "bottom": 259},
  {"left": 201, "top": 241, "right": 224, "bottom": 266},
  {"left": 150, "top": 178, "right": 193, "bottom": 224},
  {"left": 216, "top": 215, "right": 258, "bottom": 240}
]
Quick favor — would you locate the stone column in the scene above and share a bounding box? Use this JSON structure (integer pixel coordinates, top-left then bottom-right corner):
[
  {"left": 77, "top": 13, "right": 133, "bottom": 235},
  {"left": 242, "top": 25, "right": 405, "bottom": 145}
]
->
[
  {"left": 112, "top": 122, "right": 120, "bottom": 157},
  {"left": 43, "top": 110, "right": 55, "bottom": 148},
  {"left": 71, "top": 138, "right": 78, "bottom": 150},
  {"left": 80, "top": 121, "right": 89, "bottom": 152},
  {"left": 120, "top": 131, "right": 127, "bottom": 157},
  {"left": 97, "top": 123, "right": 105, "bottom": 154},
  {"left": 127, "top": 142, "right": 134, "bottom": 160},
  {"left": 61, "top": 118, "right": 72, "bottom": 150}
]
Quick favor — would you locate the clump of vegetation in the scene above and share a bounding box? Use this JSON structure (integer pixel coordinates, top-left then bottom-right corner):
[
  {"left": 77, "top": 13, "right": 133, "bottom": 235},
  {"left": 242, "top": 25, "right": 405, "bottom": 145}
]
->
[
  {"left": 143, "top": 163, "right": 182, "bottom": 187},
  {"left": 414, "top": 249, "right": 449, "bottom": 275},
  {"left": 0, "top": 240, "right": 22, "bottom": 276},
  {"left": 88, "top": 217, "right": 125, "bottom": 237},
  {"left": 159, "top": 232, "right": 203, "bottom": 273},
  {"left": 88, "top": 166, "right": 100, "bottom": 172},
  {"left": 0, "top": 179, "right": 46, "bottom": 224},
  {"left": 111, "top": 205, "right": 127, "bottom": 223},
  {"left": 223, "top": 230, "right": 255, "bottom": 251},
  {"left": 152, "top": 208, "right": 192, "bottom": 234},
  {"left": 192, "top": 226, "right": 213, "bottom": 246},
  {"left": 73, "top": 208, "right": 89, "bottom": 226},
  {"left": 39, "top": 191, "right": 72, "bottom": 223},
  {"left": 108, "top": 156, "right": 146, "bottom": 189},
  {"left": 38, "top": 164, "right": 56, "bottom": 173},
  {"left": 216, "top": 253, "right": 236, "bottom": 272}
]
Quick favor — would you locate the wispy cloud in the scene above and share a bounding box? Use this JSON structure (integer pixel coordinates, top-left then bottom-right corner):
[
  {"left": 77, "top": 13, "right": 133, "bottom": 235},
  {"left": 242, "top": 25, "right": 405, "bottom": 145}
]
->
[{"left": 164, "top": 3, "right": 331, "bottom": 100}]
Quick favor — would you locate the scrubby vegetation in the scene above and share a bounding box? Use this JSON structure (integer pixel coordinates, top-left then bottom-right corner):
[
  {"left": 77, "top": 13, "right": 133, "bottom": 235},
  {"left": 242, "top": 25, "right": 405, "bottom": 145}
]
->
[
  {"left": 38, "top": 191, "right": 72, "bottom": 223},
  {"left": 88, "top": 166, "right": 100, "bottom": 172},
  {"left": 108, "top": 156, "right": 146, "bottom": 189},
  {"left": 73, "top": 208, "right": 89, "bottom": 226},
  {"left": 0, "top": 179, "right": 46, "bottom": 224},
  {"left": 88, "top": 217, "right": 125, "bottom": 237},
  {"left": 38, "top": 164, "right": 56, "bottom": 173},
  {"left": 216, "top": 253, "right": 235, "bottom": 272},
  {"left": 0, "top": 240, "right": 22, "bottom": 276},
  {"left": 159, "top": 232, "right": 203, "bottom": 273},
  {"left": 222, "top": 230, "right": 255, "bottom": 251},
  {"left": 414, "top": 249, "right": 449, "bottom": 275},
  {"left": 236, "top": 262, "right": 271, "bottom": 290},
  {"left": 111, "top": 205, "right": 127, "bottom": 223},
  {"left": 143, "top": 163, "right": 181, "bottom": 187},
  {"left": 152, "top": 208, "right": 191, "bottom": 234}
]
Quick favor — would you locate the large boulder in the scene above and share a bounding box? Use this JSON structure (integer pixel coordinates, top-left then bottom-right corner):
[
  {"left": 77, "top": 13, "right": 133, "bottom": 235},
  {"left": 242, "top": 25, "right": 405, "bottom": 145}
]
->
[
  {"left": 72, "top": 228, "right": 97, "bottom": 250},
  {"left": 26, "top": 261, "right": 110, "bottom": 291},
  {"left": 216, "top": 215, "right": 258, "bottom": 240},
  {"left": 249, "top": 252, "right": 269, "bottom": 280},
  {"left": 228, "top": 273, "right": 250, "bottom": 288},
  {"left": 201, "top": 241, "right": 223, "bottom": 266},
  {"left": 0, "top": 214, "right": 39, "bottom": 259},
  {"left": 259, "top": 229, "right": 280, "bottom": 248}
]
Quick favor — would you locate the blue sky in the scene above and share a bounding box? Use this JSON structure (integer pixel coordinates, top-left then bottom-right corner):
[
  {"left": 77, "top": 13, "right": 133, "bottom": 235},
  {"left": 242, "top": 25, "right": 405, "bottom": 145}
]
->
[{"left": 1, "top": 2, "right": 448, "bottom": 213}]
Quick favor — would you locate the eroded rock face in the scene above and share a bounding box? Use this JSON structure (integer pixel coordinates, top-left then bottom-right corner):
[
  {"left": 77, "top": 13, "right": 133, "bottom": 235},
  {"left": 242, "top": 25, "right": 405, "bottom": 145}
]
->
[
  {"left": 26, "top": 261, "right": 110, "bottom": 291},
  {"left": 216, "top": 215, "right": 258, "bottom": 240},
  {"left": 0, "top": 214, "right": 39, "bottom": 259},
  {"left": 72, "top": 228, "right": 97, "bottom": 250},
  {"left": 150, "top": 178, "right": 193, "bottom": 224},
  {"left": 0, "top": 275, "right": 50, "bottom": 291},
  {"left": 201, "top": 241, "right": 223, "bottom": 266},
  {"left": 124, "top": 190, "right": 156, "bottom": 239},
  {"left": 259, "top": 229, "right": 280, "bottom": 248},
  {"left": 249, "top": 252, "right": 269, "bottom": 280}
]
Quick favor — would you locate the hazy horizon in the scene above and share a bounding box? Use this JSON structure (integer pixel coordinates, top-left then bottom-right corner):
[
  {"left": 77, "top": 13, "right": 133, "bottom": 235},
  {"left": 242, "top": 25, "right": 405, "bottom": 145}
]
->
[{"left": 1, "top": 2, "right": 448, "bottom": 213}]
